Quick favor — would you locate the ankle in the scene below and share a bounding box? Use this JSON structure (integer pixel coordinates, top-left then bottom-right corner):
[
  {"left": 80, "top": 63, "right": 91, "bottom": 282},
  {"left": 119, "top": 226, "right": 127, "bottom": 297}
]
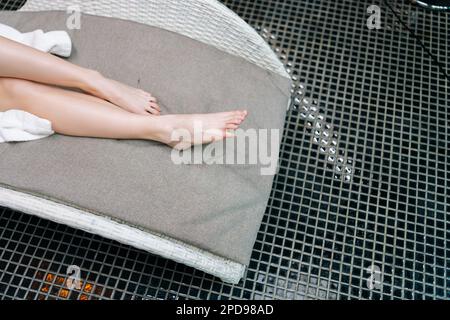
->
[
  {"left": 78, "top": 69, "right": 107, "bottom": 97},
  {"left": 144, "top": 116, "right": 174, "bottom": 143}
]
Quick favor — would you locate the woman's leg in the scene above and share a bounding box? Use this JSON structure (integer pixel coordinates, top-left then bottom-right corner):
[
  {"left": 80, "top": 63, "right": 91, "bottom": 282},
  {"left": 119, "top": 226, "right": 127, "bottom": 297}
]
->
[
  {"left": 0, "top": 78, "right": 247, "bottom": 148},
  {"left": 0, "top": 36, "right": 160, "bottom": 115}
]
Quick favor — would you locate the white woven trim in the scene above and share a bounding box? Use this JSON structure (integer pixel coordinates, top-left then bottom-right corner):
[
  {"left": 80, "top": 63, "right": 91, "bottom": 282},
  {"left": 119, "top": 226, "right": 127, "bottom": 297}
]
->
[
  {"left": 19, "top": 0, "right": 289, "bottom": 78},
  {"left": 0, "top": 186, "right": 245, "bottom": 284}
]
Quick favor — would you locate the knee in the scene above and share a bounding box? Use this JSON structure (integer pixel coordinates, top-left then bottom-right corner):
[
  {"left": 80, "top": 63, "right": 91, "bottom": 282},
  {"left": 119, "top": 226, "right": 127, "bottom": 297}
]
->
[
  {"left": 0, "top": 77, "right": 38, "bottom": 99},
  {"left": 0, "top": 77, "right": 33, "bottom": 95},
  {"left": 0, "top": 77, "right": 13, "bottom": 95},
  {"left": 0, "top": 78, "right": 34, "bottom": 110}
]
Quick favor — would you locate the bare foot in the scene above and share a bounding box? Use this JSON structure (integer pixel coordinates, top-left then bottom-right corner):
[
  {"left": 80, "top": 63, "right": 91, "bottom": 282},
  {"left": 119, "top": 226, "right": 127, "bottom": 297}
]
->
[
  {"left": 155, "top": 110, "right": 248, "bottom": 150},
  {"left": 85, "top": 73, "right": 161, "bottom": 115}
]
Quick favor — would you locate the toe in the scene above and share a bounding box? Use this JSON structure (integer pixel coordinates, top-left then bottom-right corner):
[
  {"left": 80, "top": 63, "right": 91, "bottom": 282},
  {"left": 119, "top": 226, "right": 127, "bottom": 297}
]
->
[
  {"left": 143, "top": 91, "right": 157, "bottom": 101},
  {"left": 147, "top": 93, "right": 157, "bottom": 102},
  {"left": 226, "top": 112, "right": 242, "bottom": 120},
  {"left": 227, "top": 118, "right": 242, "bottom": 125},
  {"left": 230, "top": 110, "right": 247, "bottom": 120},
  {"left": 149, "top": 102, "right": 161, "bottom": 111},
  {"left": 145, "top": 106, "right": 160, "bottom": 115},
  {"left": 226, "top": 123, "right": 239, "bottom": 129}
]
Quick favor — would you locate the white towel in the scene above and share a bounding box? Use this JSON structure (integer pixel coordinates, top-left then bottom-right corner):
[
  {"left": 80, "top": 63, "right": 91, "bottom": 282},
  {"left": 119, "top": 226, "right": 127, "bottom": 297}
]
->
[
  {"left": 0, "top": 110, "right": 54, "bottom": 143},
  {"left": 0, "top": 23, "right": 71, "bottom": 143},
  {"left": 0, "top": 23, "right": 72, "bottom": 57}
]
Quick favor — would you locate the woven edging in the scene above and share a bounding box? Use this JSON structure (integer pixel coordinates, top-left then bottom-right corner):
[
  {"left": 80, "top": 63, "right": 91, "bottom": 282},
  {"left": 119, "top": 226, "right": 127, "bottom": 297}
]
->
[
  {"left": 19, "top": 0, "right": 289, "bottom": 78},
  {"left": 0, "top": 186, "right": 246, "bottom": 284}
]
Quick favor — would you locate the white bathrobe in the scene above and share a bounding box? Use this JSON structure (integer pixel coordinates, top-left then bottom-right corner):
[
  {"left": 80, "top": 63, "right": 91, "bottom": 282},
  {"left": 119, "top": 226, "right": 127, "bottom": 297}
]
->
[{"left": 0, "top": 23, "right": 72, "bottom": 143}]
